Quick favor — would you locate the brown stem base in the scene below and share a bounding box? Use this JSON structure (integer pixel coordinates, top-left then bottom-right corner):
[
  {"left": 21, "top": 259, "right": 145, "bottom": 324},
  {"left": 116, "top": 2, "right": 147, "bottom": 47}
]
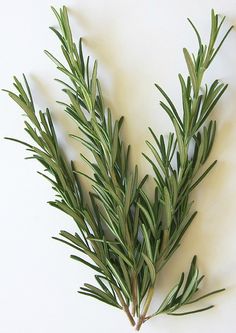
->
[
  {"left": 135, "top": 315, "right": 145, "bottom": 331},
  {"left": 124, "top": 304, "right": 135, "bottom": 327},
  {"left": 115, "top": 287, "right": 135, "bottom": 326}
]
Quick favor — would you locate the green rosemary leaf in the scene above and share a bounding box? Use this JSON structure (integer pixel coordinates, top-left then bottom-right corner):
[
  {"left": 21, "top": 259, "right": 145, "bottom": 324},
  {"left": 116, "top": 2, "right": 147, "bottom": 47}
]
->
[
  {"left": 133, "top": 201, "right": 140, "bottom": 239},
  {"left": 140, "top": 190, "right": 155, "bottom": 226},
  {"left": 66, "top": 90, "right": 87, "bottom": 122},
  {"left": 155, "top": 84, "right": 183, "bottom": 127},
  {"left": 91, "top": 60, "right": 98, "bottom": 109},
  {"left": 159, "top": 101, "right": 180, "bottom": 127},
  {"left": 49, "top": 26, "right": 65, "bottom": 46},
  {"left": 186, "top": 288, "right": 225, "bottom": 305},
  {"left": 172, "top": 118, "right": 185, "bottom": 166},
  {"left": 70, "top": 255, "right": 102, "bottom": 273},
  {"left": 168, "top": 305, "right": 214, "bottom": 316},
  {"left": 170, "top": 272, "right": 185, "bottom": 308},
  {"left": 190, "top": 160, "right": 217, "bottom": 191},
  {"left": 109, "top": 244, "right": 133, "bottom": 268},
  {"left": 83, "top": 252, "right": 108, "bottom": 274},
  {"left": 187, "top": 18, "right": 202, "bottom": 48},
  {"left": 111, "top": 120, "right": 119, "bottom": 164},
  {"left": 138, "top": 174, "right": 149, "bottom": 191},
  {"left": 44, "top": 50, "right": 65, "bottom": 68},
  {"left": 59, "top": 230, "right": 87, "bottom": 249},
  {"left": 141, "top": 224, "right": 153, "bottom": 262},
  {"left": 78, "top": 38, "right": 85, "bottom": 77},
  {"left": 52, "top": 236, "right": 82, "bottom": 252},
  {"left": 140, "top": 266, "right": 152, "bottom": 300},
  {"left": 49, "top": 202, "right": 84, "bottom": 229},
  {"left": 51, "top": 6, "right": 63, "bottom": 33},
  {"left": 156, "top": 284, "right": 179, "bottom": 314},
  {"left": 197, "top": 84, "right": 228, "bottom": 129},
  {"left": 83, "top": 283, "right": 115, "bottom": 303},
  {"left": 95, "top": 275, "right": 115, "bottom": 297},
  {"left": 209, "top": 25, "right": 233, "bottom": 66},
  {"left": 185, "top": 256, "right": 197, "bottom": 286},
  {"left": 142, "top": 253, "right": 156, "bottom": 285},
  {"left": 180, "top": 268, "right": 199, "bottom": 304},
  {"left": 138, "top": 202, "right": 155, "bottom": 236},
  {"left": 107, "top": 260, "right": 131, "bottom": 299},
  {"left": 79, "top": 290, "right": 121, "bottom": 308},
  {"left": 146, "top": 140, "right": 166, "bottom": 174},
  {"left": 142, "top": 153, "right": 165, "bottom": 188},
  {"left": 178, "top": 74, "right": 190, "bottom": 132},
  {"left": 163, "top": 186, "right": 172, "bottom": 228},
  {"left": 183, "top": 48, "right": 198, "bottom": 96},
  {"left": 118, "top": 257, "right": 132, "bottom": 295},
  {"left": 4, "top": 137, "right": 32, "bottom": 148},
  {"left": 168, "top": 211, "right": 198, "bottom": 254}
]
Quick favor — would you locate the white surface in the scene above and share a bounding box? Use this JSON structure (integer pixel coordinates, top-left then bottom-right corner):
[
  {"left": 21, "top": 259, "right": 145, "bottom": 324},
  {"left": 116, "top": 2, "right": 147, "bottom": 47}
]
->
[{"left": 0, "top": 1, "right": 236, "bottom": 332}]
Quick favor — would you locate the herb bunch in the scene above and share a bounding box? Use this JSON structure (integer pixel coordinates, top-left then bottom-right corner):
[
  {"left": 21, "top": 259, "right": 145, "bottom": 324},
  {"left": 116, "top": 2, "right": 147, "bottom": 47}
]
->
[{"left": 5, "top": 7, "right": 232, "bottom": 331}]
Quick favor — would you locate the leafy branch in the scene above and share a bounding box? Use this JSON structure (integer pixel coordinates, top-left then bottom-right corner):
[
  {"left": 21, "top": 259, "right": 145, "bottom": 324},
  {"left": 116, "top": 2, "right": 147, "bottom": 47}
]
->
[{"left": 5, "top": 6, "right": 232, "bottom": 331}]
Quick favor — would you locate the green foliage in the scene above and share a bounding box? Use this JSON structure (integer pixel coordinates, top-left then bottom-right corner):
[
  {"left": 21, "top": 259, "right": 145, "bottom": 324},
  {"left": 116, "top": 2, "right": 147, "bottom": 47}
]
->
[
  {"left": 146, "top": 256, "right": 225, "bottom": 318},
  {"left": 5, "top": 6, "right": 232, "bottom": 330}
]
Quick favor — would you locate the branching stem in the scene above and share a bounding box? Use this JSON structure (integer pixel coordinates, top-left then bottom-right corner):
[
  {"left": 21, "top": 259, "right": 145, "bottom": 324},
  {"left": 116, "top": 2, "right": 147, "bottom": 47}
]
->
[
  {"left": 136, "top": 286, "right": 155, "bottom": 331},
  {"left": 115, "top": 287, "right": 135, "bottom": 326}
]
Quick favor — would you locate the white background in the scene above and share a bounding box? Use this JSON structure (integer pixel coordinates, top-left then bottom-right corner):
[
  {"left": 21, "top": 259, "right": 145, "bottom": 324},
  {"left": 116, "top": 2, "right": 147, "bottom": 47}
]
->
[{"left": 0, "top": 1, "right": 236, "bottom": 332}]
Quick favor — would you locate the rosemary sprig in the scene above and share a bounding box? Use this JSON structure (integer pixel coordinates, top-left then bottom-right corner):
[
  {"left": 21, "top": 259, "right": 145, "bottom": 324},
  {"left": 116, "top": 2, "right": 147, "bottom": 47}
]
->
[{"left": 5, "top": 6, "right": 232, "bottom": 331}]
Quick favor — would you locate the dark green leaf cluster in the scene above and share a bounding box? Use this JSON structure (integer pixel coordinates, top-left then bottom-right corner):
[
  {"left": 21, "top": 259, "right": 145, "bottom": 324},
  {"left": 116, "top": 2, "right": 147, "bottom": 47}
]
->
[{"left": 5, "top": 7, "right": 232, "bottom": 330}]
